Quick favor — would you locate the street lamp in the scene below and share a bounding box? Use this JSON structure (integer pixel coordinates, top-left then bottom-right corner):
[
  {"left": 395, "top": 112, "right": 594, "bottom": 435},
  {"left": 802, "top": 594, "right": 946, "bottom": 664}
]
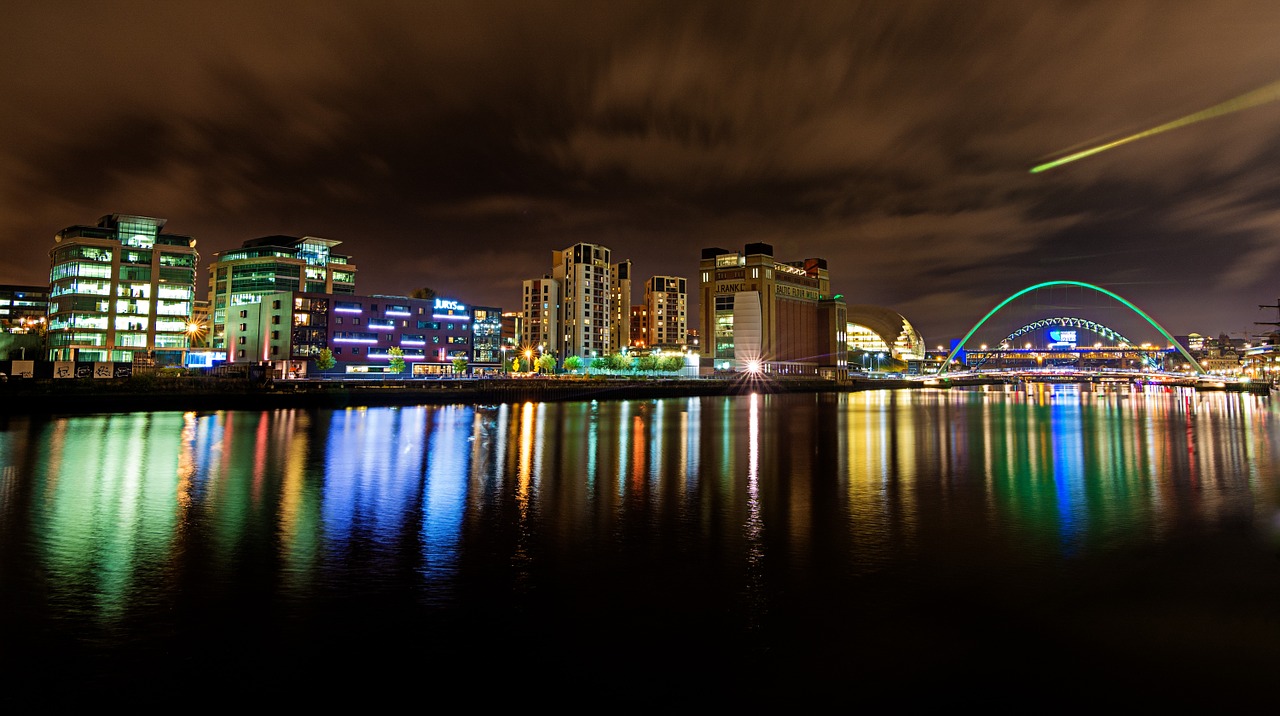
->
[{"left": 524, "top": 348, "right": 533, "bottom": 374}]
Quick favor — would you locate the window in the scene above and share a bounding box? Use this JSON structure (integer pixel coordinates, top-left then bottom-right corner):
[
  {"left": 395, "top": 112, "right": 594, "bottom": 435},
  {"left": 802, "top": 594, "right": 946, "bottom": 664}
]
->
[
  {"left": 271, "top": 330, "right": 280, "bottom": 339},
  {"left": 238, "top": 336, "right": 246, "bottom": 345},
  {"left": 239, "top": 310, "right": 248, "bottom": 318},
  {"left": 270, "top": 346, "right": 279, "bottom": 356},
  {"left": 239, "top": 323, "right": 247, "bottom": 331},
  {"left": 352, "top": 347, "right": 360, "bottom": 355},
  {"left": 272, "top": 315, "right": 281, "bottom": 324},
  {"left": 237, "top": 349, "right": 245, "bottom": 358},
  {"left": 333, "top": 347, "right": 342, "bottom": 355},
  {"left": 272, "top": 300, "right": 281, "bottom": 309},
  {"left": 336, "top": 316, "right": 343, "bottom": 324},
  {"left": 353, "top": 318, "right": 361, "bottom": 325}
]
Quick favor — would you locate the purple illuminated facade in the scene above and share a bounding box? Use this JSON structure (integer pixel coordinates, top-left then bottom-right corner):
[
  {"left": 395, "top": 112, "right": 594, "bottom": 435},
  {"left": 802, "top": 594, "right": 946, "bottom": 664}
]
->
[{"left": 226, "top": 291, "right": 474, "bottom": 377}]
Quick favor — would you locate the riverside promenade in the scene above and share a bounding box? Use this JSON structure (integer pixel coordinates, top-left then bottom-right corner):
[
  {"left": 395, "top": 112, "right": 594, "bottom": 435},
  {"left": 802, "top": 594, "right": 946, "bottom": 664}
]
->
[{"left": 0, "top": 373, "right": 918, "bottom": 416}]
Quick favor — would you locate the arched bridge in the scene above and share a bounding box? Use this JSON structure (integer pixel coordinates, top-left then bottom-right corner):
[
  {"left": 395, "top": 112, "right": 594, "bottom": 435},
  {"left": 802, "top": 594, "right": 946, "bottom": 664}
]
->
[
  {"left": 999, "top": 317, "right": 1137, "bottom": 348},
  {"left": 938, "top": 281, "right": 1203, "bottom": 377}
]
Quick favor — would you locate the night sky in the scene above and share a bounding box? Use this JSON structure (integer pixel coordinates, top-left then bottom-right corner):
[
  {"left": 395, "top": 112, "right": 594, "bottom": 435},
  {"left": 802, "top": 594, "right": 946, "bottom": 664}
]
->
[{"left": 3, "top": 1, "right": 1280, "bottom": 345}]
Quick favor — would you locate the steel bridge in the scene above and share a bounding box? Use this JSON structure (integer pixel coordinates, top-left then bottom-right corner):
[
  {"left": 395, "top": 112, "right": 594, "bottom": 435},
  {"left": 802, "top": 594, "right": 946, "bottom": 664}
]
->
[{"left": 935, "top": 280, "right": 1209, "bottom": 382}]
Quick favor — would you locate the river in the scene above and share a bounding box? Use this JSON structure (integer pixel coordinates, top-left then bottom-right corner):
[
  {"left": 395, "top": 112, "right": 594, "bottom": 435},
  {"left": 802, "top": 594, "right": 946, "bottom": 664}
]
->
[{"left": 1, "top": 384, "right": 1277, "bottom": 707}]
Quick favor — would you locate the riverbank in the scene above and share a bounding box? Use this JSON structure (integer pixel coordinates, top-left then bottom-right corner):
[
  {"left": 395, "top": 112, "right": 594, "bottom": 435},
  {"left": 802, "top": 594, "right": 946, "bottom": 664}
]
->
[{"left": 0, "top": 374, "right": 917, "bottom": 416}]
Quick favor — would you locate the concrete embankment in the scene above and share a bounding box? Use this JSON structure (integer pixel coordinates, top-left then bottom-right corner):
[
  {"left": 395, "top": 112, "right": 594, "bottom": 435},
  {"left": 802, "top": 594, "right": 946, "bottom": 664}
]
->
[{"left": 0, "top": 375, "right": 916, "bottom": 416}]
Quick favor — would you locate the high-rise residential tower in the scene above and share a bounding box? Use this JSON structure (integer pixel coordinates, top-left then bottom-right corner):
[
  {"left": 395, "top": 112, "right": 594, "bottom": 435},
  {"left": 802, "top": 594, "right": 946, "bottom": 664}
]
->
[
  {"left": 644, "top": 275, "right": 687, "bottom": 348},
  {"left": 552, "top": 242, "right": 614, "bottom": 359},
  {"left": 610, "top": 259, "right": 632, "bottom": 353},
  {"left": 521, "top": 275, "right": 559, "bottom": 359}
]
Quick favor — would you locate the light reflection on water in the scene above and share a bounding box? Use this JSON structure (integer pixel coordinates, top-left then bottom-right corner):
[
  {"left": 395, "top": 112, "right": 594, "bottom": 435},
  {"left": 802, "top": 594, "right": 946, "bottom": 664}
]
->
[{"left": 2, "top": 387, "right": 1279, "bottom": 701}]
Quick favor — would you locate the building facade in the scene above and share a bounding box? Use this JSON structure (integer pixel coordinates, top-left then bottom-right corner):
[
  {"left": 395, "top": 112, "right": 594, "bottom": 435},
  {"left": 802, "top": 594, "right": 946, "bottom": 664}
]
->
[
  {"left": 644, "top": 275, "right": 688, "bottom": 348},
  {"left": 844, "top": 305, "right": 926, "bottom": 372},
  {"left": 521, "top": 275, "right": 559, "bottom": 359},
  {"left": 698, "top": 242, "right": 847, "bottom": 378},
  {"left": 610, "top": 259, "right": 632, "bottom": 353},
  {"left": 47, "top": 213, "right": 198, "bottom": 364},
  {"left": 207, "top": 235, "right": 356, "bottom": 349},
  {"left": 0, "top": 284, "right": 50, "bottom": 332},
  {"left": 501, "top": 310, "right": 523, "bottom": 357},
  {"left": 471, "top": 305, "right": 503, "bottom": 375},
  {"left": 630, "top": 305, "right": 648, "bottom": 348},
  {"left": 552, "top": 243, "right": 614, "bottom": 360},
  {"left": 226, "top": 292, "right": 475, "bottom": 377}
]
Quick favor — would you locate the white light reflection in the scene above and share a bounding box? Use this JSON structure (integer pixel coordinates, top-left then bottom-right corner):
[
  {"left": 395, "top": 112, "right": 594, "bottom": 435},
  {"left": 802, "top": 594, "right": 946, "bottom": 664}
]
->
[
  {"left": 744, "top": 393, "right": 766, "bottom": 633},
  {"left": 682, "top": 397, "right": 700, "bottom": 494},
  {"left": 617, "top": 400, "right": 630, "bottom": 499}
]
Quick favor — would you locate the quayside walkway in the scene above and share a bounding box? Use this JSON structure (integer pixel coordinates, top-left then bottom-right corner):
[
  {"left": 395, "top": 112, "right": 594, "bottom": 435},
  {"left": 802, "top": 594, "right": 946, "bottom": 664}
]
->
[{"left": 0, "top": 374, "right": 910, "bottom": 416}]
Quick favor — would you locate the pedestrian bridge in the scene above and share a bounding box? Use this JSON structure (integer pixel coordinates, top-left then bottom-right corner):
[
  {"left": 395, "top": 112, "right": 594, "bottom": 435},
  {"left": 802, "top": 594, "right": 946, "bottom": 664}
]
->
[
  {"left": 911, "top": 367, "right": 1243, "bottom": 391},
  {"left": 937, "top": 280, "right": 1206, "bottom": 378}
]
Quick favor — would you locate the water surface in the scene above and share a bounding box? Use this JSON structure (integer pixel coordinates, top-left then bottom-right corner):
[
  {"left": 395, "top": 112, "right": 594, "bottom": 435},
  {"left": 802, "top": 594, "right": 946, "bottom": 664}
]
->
[{"left": 2, "top": 384, "right": 1277, "bottom": 706}]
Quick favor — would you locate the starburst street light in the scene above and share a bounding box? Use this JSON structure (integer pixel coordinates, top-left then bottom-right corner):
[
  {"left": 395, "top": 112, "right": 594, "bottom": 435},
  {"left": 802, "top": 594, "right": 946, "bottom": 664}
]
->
[{"left": 185, "top": 319, "right": 207, "bottom": 346}]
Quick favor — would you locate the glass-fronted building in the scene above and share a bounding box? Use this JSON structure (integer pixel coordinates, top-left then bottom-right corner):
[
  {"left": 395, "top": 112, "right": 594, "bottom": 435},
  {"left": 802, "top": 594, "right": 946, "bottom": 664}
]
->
[
  {"left": 207, "top": 235, "right": 356, "bottom": 349},
  {"left": 0, "top": 284, "right": 50, "bottom": 332},
  {"left": 471, "top": 305, "right": 503, "bottom": 375},
  {"left": 844, "top": 305, "right": 926, "bottom": 373},
  {"left": 47, "top": 213, "right": 198, "bottom": 364}
]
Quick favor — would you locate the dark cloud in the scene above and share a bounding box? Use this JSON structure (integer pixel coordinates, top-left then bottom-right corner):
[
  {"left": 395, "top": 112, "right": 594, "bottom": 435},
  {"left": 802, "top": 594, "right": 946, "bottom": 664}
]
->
[{"left": 3, "top": 0, "right": 1280, "bottom": 344}]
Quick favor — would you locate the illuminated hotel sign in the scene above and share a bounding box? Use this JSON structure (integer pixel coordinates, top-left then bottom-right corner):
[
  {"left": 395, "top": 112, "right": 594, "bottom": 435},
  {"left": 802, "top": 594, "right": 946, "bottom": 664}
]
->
[
  {"left": 433, "top": 297, "right": 468, "bottom": 319},
  {"left": 1048, "top": 329, "right": 1077, "bottom": 349}
]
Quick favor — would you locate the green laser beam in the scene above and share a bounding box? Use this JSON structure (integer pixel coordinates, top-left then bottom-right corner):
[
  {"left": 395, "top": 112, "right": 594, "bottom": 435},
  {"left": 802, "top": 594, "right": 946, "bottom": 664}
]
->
[{"left": 1031, "top": 79, "right": 1280, "bottom": 173}]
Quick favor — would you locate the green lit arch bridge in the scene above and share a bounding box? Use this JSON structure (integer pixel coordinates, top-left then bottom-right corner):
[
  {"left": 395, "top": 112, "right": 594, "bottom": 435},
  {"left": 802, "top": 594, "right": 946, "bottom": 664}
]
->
[{"left": 919, "top": 281, "right": 1236, "bottom": 387}]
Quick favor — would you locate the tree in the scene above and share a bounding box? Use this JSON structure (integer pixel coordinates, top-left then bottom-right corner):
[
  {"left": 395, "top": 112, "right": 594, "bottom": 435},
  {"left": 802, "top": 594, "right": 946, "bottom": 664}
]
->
[
  {"left": 563, "top": 355, "right": 582, "bottom": 373},
  {"left": 410, "top": 287, "right": 437, "bottom": 301},
  {"left": 607, "top": 353, "right": 634, "bottom": 372},
  {"left": 316, "top": 348, "right": 336, "bottom": 371},
  {"left": 590, "top": 356, "right": 608, "bottom": 372},
  {"left": 537, "top": 354, "right": 556, "bottom": 374},
  {"left": 387, "top": 346, "right": 405, "bottom": 374},
  {"left": 451, "top": 356, "right": 468, "bottom": 376},
  {"left": 511, "top": 357, "right": 523, "bottom": 373},
  {"left": 660, "top": 355, "right": 685, "bottom": 373},
  {"left": 637, "top": 355, "right": 657, "bottom": 372}
]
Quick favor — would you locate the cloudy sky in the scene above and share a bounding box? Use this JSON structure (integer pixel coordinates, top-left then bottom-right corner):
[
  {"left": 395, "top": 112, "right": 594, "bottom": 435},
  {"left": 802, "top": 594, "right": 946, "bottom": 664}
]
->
[{"left": 3, "top": 0, "right": 1280, "bottom": 345}]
